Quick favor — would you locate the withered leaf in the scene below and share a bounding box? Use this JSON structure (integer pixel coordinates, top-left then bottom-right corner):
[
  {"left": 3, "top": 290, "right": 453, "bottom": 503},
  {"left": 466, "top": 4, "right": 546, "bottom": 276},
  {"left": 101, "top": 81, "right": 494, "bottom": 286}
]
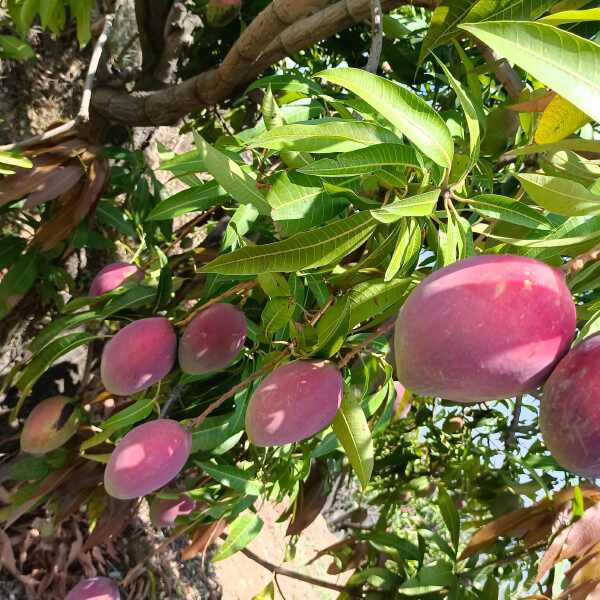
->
[
  {"left": 181, "top": 518, "right": 227, "bottom": 560},
  {"left": 83, "top": 495, "right": 135, "bottom": 551},
  {"left": 286, "top": 461, "right": 329, "bottom": 536},
  {"left": 538, "top": 502, "right": 600, "bottom": 582},
  {"left": 24, "top": 163, "right": 83, "bottom": 209},
  {"left": 32, "top": 157, "right": 108, "bottom": 251},
  {"left": 508, "top": 91, "right": 555, "bottom": 113}
]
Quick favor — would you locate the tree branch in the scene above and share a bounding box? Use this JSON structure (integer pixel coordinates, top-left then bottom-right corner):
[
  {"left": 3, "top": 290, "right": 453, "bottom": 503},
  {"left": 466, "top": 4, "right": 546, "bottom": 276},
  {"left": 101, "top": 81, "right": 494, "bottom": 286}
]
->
[
  {"left": 78, "top": 13, "right": 117, "bottom": 123},
  {"left": 561, "top": 240, "right": 600, "bottom": 276},
  {"left": 91, "top": 0, "right": 437, "bottom": 126},
  {"left": 472, "top": 38, "right": 524, "bottom": 101},
  {"left": 365, "top": 0, "right": 383, "bottom": 73},
  {"left": 239, "top": 546, "right": 354, "bottom": 595}
]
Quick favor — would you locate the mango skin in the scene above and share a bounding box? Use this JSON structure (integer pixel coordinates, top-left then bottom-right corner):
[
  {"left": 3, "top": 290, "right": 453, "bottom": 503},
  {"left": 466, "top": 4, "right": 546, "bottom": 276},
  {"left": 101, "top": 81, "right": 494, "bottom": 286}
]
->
[
  {"left": 101, "top": 317, "right": 177, "bottom": 396},
  {"left": 20, "top": 396, "right": 79, "bottom": 455},
  {"left": 104, "top": 419, "right": 192, "bottom": 500},
  {"left": 178, "top": 303, "right": 247, "bottom": 375},
  {"left": 66, "top": 577, "right": 120, "bottom": 600},
  {"left": 395, "top": 254, "right": 576, "bottom": 403},
  {"left": 150, "top": 495, "right": 196, "bottom": 528},
  {"left": 541, "top": 333, "right": 600, "bottom": 478},
  {"left": 246, "top": 360, "right": 342, "bottom": 447},
  {"left": 89, "top": 262, "right": 143, "bottom": 296}
]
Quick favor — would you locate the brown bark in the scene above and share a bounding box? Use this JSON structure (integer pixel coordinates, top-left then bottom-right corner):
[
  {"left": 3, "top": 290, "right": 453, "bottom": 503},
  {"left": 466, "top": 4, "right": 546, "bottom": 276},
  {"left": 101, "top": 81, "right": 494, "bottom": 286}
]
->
[{"left": 92, "top": 0, "right": 436, "bottom": 126}]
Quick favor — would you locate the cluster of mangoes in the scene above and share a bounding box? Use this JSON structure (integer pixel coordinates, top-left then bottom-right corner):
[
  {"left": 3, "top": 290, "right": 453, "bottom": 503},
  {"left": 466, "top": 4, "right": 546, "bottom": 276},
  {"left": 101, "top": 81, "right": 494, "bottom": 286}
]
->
[{"left": 24, "top": 253, "right": 600, "bottom": 599}]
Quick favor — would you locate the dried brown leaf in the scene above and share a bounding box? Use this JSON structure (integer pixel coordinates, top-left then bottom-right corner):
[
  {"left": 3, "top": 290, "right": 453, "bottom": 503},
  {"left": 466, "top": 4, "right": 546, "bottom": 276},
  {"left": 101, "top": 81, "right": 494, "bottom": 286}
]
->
[
  {"left": 286, "top": 461, "right": 328, "bottom": 536},
  {"left": 0, "top": 157, "right": 68, "bottom": 207},
  {"left": 181, "top": 518, "right": 227, "bottom": 560},
  {"left": 1, "top": 463, "right": 78, "bottom": 527},
  {"left": 557, "top": 579, "right": 600, "bottom": 600},
  {"left": 83, "top": 496, "right": 135, "bottom": 552},
  {"left": 32, "top": 157, "right": 108, "bottom": 251},
  {"left": 306, "top": 538, "right": 355, "bottom": 565},
  {"left": 0, "top": 528, "right": 37, "bottom": 587},
  {"left": 538, "top": 503, "right": 600, "bottom": 582},
  {"left": 508, "top": 91, "right": 556, "bottom": 113},
  {"left": 24, "top": 164, "right": 83, "bottom": 209}
]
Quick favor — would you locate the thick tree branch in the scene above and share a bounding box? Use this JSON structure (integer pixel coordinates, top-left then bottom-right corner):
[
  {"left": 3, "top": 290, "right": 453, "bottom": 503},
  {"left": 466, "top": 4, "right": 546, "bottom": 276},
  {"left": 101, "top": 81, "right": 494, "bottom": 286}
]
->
[
  {"left": 134, "top": 0, "right": 174, "bottom": 89},
  {"left": 472, "top": 38, "right": 524, "bottom": 101},
  {"left": 91, "top": 0, "right": 437, "bottom": 126},
  {"left": 365, "top": 0, "right": 383, "bottom": 73}
]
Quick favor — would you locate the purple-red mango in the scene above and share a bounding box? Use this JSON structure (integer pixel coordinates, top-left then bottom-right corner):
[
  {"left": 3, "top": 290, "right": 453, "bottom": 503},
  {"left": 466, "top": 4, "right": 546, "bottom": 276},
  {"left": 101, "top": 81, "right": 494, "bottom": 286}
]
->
[
  {"left": 101, "top": 317, "right": 176, "bottom": 396},
  {"left": 20, "top": 396, "right": 79, "bottom": 455},
  {"left": 178, "top": 303, "right": 246, "bottom": 375},
  {"left": 150, "top": 495, "right": 196, "bottom": 528},
  {"left": 245, "top": 360, "right": 343, "bottom": 447},
  {"left": 395, "top": 254, "right": 576, "bottom": 403},
  {"left": 104, "top": 419, "right": 192, "bottom": 499},
  {"left": 541, "top": 333, "right": 600, "bottom": 478},
  {"left": 89, "top": 262, "right": 143, "bottom": 296},
  {"left": 66, "top": 577, "right": 120, "bottom": 600}
]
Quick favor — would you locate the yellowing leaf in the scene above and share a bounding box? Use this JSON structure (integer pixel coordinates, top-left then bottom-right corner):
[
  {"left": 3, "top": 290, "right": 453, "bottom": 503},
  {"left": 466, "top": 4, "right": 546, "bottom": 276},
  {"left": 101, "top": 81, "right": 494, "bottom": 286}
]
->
[{"left": 535, "top": 95, "right": 591, "bottom": 144}]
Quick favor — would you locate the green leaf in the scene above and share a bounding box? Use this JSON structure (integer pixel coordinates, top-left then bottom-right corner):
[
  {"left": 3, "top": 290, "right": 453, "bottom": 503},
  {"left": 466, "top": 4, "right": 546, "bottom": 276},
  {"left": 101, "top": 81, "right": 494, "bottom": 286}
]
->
[
  {"left": 195, "top": 134, "right": 271, "bottom": 215},
  {"left": 146, "top": 181, "right": 227, "bottom": 221},
  {"left": 69, "top": 0, "right": 93, "bottom": 46},
  {"left": 470, "top": 194, "right": 552, "bottom": 230},
  {"left": 460, "top": 21, "right": 600, "bottom": 122},
  {"left": 200, "top": 212, "right": 377, "bottom": 275},
  {"left": 251, "top": 580, "right": 275, "bottom": 600},
  {"left": 19, "top": 0, "right": 40, "bottom": 33},
  {"left": 0, "top": 150, "right": 33, "bottom": 169},
  {"left": 463, "top": 0, "right": 555, "bottom": 26},
  {"left": 317, "top": 68, "right": 453, "bottom": 168},
  {"left": 261, "top": 297, "right": 295, "bottom": 338},
  {"left": 190, "top": 414, "right": 234, "bottom": 452},
  {"left": 258, "top": 273, "right": 291, "bottom": 298},
  {"left": 197, "top": 461, "right": 261, "bottom": 495},
  {"left": 14, "top": 333, "right": 95, "bottom": 418},
  {"left": 348, "top": 278, "right": 412, "bottom": 328},
  {"left": 249, "top": 118, "right": 401, "bottom": 153},
  {"left": 298, "top": 144, "right": 421, "bottom": 178},
  {"left": 159, "top": 149, "right": 205, "bottom": 177},
  {"left": 516, "top": 173, "right": 600, "bottom": 216},
  {"left": 0, "top": 35, "right": 34, "bottom": 60},
  {"left": 437, "top": 488, "right": 460, "bottom": 551},
  {"left": 30, "top": 286, "right": 156, "bottom": 353},
  {"left": 80, "top": 396, "right": 155, "bottom": 451},
  {"left": 213, "top": 513, "right": 264, "bottom": 561},
  {"left": 0, "top": 236, "right": 26, "bottom": 270},
  {"left": 314, "top": 296, "right": 351, "bottom": 357},
  {"left": 435, "top": 59, "right": 480, "bottom": 168},
  {"left": 372, "top": 189, "right": 440, "bottom": 223},
  {"left": 246, "top": 74, "right": 323, "bottom": 96},
  {"left": 398, "top": 562, "right": 456, "bottom": 595},
  {"left": 419, "top": 0, "right": 477, "bottom": 61},
  {"left": 506, "top": 138, "right": 600, "bottom": 156},
  {"left": 266, "top": 172, "right": 348, "bottom": 236},
  {"left": 540, "top": 7, "right": 600, "bottom": 24},
  {"left": 385, "top": 219, "right": 421, "bottom": 281},
  {"left": 332, "top": 390, "right": 374, "bottom": 490},
  {"left": 0, "top": 252, "right": 39, "bottom": 319}
]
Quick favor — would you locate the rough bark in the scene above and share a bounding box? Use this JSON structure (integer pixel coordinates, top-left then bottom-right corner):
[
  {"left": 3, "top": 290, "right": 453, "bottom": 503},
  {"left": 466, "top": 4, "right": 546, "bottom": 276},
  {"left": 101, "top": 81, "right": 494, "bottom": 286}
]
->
[{"left": 92, "top": 0, "right": 436, "bottom": 126}]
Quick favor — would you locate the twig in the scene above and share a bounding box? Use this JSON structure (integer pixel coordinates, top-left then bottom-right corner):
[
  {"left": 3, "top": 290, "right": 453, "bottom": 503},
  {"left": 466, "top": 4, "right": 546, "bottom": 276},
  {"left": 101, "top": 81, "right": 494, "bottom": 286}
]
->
[
  {"left": 239, "top": 546, "right": 353, "bottom": 595},
  {"left": 78, "top": 13, "right": 117, "bottom": 123},
  {"left": 561, "top": 240, "right": 600, "bottom": 276},
  {"left": 338, "top": 318, "right": 396, "bottom": 369},
  {"left": 0, "top": 120, "right": 77, "bottom": 152},
  {"left": 160, "top": 383, "right": 186, "bottom": 418},
  {"left": 176, "top": 280, "right": 258, "bottom": 326},
  {"left": 186, "top": 351, "right": 290, "bottom": 429},
  {"left": 505, "top": 394, "right": 522, "bottom": 448},
  {"left": 365, "top": 0, "right": 384, "bottom": 73}
]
